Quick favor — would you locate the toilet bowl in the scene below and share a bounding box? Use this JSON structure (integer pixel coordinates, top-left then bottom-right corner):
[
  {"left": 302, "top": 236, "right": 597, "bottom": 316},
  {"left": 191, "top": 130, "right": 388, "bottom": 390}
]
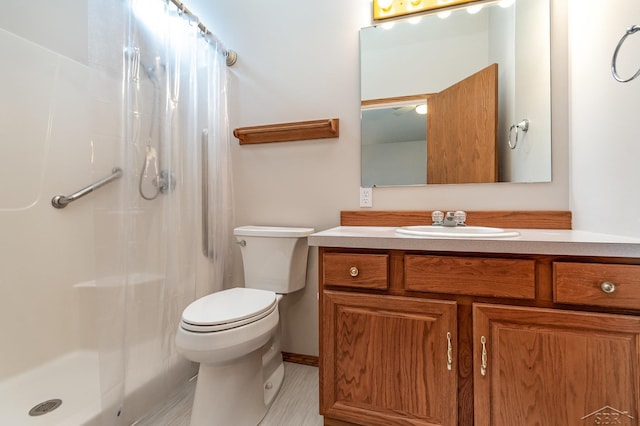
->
[
  {"left": 176, "top": 287, "right": 280, "bottom": 364},
  {"left": 175, "top": 288, "right": 282, "bottom": 426},
  {"left": 175, "top": 226, "right": 314, "bottom": 426}
]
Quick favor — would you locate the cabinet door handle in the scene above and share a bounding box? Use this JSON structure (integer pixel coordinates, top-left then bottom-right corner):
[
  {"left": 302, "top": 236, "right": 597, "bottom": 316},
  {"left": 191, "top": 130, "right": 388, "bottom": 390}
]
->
[
  {"left": 349, "top": 266, "right": 359, "bottom": 277},
  {"left": 480, "top": 336, "right": 488, "bottom": 376},
  {"left": 446, "top": 332, "right": 453, "bottom": 371},
  {"left": 600, "top": 281, "right": 616, "bottom": 294}
]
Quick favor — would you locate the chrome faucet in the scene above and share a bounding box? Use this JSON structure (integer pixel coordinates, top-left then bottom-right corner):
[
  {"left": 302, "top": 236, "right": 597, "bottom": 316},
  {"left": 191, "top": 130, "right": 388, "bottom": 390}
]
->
[
  {"left": 432, "top": 210, "right": 466, "bottom": 227},
  {"left": 442, "top": 212, "right": 458, "bottom": 227}
]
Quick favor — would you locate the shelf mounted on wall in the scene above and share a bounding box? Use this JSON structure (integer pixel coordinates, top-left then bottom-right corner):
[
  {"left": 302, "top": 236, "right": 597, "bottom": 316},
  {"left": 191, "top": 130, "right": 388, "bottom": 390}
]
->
[{"left": 233, "top": 118, "right": 339, "bottom": 145}]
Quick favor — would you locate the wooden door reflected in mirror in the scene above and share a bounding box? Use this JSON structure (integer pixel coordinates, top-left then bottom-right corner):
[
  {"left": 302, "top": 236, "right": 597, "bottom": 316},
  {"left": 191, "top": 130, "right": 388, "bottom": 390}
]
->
[{"left": 428, "top": 64, "right": 497, "bottom": 184}]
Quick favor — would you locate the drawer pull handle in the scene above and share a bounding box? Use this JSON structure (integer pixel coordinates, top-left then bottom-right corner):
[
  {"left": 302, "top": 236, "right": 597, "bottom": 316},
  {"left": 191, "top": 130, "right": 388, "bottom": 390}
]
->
[
  {"left": 600, "top": 281, "right": 616, "bottom": 294},
  {"left": 349, "top": 266, "right": 359, "bottom": 277},
  {"left": 480, "top": 336, "right": 488, "bottom": 376},
  {"left": 446, "top": 332, "right": 453, "bottom": 371}
]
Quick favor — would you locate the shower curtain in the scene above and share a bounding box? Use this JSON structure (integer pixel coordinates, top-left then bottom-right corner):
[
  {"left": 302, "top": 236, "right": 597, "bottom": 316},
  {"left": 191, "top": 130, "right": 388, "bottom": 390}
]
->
[{"left": 88, "top": 0, "right": 234, "bottom": 423}]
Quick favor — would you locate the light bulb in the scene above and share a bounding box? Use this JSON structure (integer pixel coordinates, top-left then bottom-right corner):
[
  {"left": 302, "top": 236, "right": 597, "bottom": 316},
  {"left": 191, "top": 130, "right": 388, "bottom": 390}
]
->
[
  {"left": 408, "top": 16, "right": 422, "bottom": 24},
  {"left": 377, "top": 0, "right": 393, "bottom": 10},
  {"left": 437, "top": 10, "right": 451, "bottom": 19},
  {"left": 381, "top": 22, "right": 395, "bottom": 30},
  {"left": 415, "top": 104, "right": 427, "bottom": 114},
  {"left": 499, "top": 0, "right": 515, "bottom": 7}
]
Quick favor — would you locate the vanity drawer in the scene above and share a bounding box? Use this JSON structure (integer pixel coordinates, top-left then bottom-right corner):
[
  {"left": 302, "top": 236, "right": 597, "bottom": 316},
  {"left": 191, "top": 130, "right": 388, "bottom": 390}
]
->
[
  {"left": 405, "top": 255, "right": 536, "bottom": 299},
  {"left": 554, "top": 262, "right": 640, "bottom": 310},
  {"left": 322, "top": 253, "right": 389, "bottom": 290}
]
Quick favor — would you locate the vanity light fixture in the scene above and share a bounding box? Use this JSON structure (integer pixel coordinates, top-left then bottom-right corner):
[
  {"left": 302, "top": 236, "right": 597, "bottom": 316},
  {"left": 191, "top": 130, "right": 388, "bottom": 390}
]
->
[{"left": 373, "top": 0, "right": 492, "bottom": 21}]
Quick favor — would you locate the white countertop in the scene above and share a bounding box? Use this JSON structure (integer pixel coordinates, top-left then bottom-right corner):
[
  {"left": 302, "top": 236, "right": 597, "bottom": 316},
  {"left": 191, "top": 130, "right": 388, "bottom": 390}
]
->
[{"left": 308, "top": 226, "right": 640, "bottom": 258}]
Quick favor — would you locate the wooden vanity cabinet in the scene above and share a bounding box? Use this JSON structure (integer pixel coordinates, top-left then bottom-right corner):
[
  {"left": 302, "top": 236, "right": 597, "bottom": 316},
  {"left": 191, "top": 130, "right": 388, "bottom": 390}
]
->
[
  {"left": 322, "top": 291, "right": 457, "bottom": 426},
  {"left": 319, "top": 248, "right": 640, "bottom": 426},
  {"left": 473, "top": 303, "right": 640, "bottom": 426}
]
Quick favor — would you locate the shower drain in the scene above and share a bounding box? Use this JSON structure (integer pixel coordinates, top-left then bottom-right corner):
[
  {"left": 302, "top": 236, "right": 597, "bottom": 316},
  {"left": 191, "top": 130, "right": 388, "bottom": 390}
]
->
[{"left": 28, "top": 399, "right": 62, "bottom": 416}]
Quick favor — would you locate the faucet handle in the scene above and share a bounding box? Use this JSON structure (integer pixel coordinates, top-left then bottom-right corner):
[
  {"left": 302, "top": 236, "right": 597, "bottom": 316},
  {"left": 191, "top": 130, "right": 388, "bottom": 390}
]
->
[
  {"left": 454, "top": 210, "right": 467, "bottom": 225},
  {"left": 431, "top": 210, "right": 444, "bottom": 225}
]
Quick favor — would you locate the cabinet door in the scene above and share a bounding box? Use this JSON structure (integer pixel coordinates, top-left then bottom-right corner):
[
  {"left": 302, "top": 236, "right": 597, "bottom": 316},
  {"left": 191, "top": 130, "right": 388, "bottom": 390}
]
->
[
  {"left": 322, "top": 291, "right": 457, "bottom": 426},
  {"left": 473, "top": 303, "right": 640, "bottom": 426}
]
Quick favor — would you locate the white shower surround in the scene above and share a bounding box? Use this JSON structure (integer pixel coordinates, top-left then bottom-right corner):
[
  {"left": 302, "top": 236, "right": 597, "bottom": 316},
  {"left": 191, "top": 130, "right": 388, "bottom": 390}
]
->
[{"left": 0, "top": 0, "right": 234, "bottom": 424}]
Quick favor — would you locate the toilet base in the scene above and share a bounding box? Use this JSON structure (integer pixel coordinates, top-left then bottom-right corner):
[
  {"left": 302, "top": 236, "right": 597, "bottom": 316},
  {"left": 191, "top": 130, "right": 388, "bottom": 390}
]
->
[
  {"left": 263, "top": 358, "right": 284, "bottom": 408},
  {"left": 190, "top": 349, "right": 266, "bottom": 426},
  {"left": 188, "top": 339, "right": 285, "bottom": 426},
  {"left": 262, "top": 328, "right": 284, "bottom": 406}
]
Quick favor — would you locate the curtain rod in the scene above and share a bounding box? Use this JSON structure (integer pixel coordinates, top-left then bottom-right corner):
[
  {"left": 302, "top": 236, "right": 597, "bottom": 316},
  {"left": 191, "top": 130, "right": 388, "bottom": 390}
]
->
[{"left": 168, "top": 0, "right": 237, "bottom": 66}]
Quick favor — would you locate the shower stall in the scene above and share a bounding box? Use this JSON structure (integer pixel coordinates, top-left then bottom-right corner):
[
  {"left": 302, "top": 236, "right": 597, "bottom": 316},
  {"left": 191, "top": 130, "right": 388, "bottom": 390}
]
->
[{"left": 0, "top": 0, "right": 234, "bottom": 424}]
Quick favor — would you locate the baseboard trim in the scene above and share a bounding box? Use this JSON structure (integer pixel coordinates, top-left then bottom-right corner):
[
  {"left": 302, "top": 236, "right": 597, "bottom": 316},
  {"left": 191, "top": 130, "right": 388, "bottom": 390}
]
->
[
  {"left": 324, "top": 418, "right": 359, "bottom": 426},
  {"left": 282, "top": 351, "right": 319, "bottom": 367}
]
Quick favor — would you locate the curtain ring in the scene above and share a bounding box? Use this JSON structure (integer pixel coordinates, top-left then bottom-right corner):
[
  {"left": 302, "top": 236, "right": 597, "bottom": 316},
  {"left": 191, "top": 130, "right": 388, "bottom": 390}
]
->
[
  {"left": 508, "top": 119, "right": 529, "bottom": 150},
  {"left": 612, "top": 25, "right": 640, "bottom": 83}
]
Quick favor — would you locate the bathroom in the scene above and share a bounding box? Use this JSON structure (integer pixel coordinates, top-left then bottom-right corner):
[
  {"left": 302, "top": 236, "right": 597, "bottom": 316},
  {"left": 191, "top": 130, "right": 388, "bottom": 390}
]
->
[{"left": 1, "top": 0, "right": 640, "bottom": 425}]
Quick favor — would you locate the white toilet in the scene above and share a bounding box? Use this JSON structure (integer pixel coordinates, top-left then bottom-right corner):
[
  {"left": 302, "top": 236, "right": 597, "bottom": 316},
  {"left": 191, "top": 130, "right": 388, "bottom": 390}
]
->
[{"left": 175, "top": 225, "right": 314, "bottom": 426}]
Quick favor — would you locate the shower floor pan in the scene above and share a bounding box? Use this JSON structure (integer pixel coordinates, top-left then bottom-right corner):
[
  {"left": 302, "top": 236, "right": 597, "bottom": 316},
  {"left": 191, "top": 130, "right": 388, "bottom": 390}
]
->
[{"left": 0, "top": 351, "right": 101, "bottom": 426}]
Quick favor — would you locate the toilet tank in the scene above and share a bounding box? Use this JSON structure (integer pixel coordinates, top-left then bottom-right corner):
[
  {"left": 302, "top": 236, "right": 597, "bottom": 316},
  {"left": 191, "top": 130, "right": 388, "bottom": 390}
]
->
[{"left": 234, "top": 226, "right": 315, "bottom": 294}]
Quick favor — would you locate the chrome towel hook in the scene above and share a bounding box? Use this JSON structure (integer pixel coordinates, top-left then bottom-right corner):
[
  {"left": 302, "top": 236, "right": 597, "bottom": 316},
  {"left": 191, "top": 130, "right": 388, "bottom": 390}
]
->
[
  {"left": 612, "top": 25, "right": 640, "bottom": 82},
  {"left": 508, "top": 119, "right": 529, "bottom": 150}
]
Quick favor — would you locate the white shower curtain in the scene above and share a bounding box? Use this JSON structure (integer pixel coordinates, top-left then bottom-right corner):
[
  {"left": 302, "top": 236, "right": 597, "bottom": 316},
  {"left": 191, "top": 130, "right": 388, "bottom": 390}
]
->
[{"left": 87, "top": 0, "right": 234, "bottom": 424}]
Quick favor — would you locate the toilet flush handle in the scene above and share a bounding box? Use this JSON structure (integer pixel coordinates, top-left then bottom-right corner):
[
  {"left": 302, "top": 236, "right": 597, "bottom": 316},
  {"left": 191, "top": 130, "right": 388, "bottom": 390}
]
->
[{"left": 236, "top": 240, "right": 246, "bottom": 247}]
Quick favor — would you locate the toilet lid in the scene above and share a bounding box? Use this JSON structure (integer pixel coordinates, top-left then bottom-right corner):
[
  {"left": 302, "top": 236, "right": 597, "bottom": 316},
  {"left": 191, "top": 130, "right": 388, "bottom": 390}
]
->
[{"left": 181, "top": 287, "right": 277, "bottom": 332}]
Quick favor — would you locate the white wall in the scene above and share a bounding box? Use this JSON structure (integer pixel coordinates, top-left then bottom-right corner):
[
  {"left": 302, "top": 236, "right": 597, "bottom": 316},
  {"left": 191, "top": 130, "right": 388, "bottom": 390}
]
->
[
  {"left": 362, "top": 140, "right": 427, "bottom": 186},
  {"left": 569, "top": 0, "right": 640, "bottom": 237},
  {"left": 191, "top": 0, "right": 570, "bottom": 356}
]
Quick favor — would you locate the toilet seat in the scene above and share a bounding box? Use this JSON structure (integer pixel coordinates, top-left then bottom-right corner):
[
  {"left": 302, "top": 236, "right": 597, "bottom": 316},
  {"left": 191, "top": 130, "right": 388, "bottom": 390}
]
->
[{"left": 181, "top": 287, "right": 277, "bottom": 333}]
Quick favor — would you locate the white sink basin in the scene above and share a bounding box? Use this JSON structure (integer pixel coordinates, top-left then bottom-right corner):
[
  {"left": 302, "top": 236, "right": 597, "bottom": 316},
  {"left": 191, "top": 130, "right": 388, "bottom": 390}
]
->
[{"left": 396, "top": 225, "right": 520, "bottom": 238}]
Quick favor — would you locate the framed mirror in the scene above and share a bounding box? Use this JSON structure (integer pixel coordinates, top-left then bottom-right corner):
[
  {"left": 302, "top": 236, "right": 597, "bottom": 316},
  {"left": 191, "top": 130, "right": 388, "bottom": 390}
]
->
[{"left": 360, "top": 0, "right": 551, "bottom": 186}]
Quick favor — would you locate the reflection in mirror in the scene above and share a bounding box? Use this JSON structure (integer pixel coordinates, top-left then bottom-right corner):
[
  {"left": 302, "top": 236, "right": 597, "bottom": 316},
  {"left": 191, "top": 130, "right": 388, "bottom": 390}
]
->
[
  {"left": 360, "top": 0, "right": 551, "bottom": 186},
  {"left": 362, "top": 96, "right": 427, "bottom": 187}
]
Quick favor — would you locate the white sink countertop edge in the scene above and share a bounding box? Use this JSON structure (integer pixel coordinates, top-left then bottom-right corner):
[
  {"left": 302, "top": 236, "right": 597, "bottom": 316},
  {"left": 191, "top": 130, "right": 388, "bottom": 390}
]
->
[{"left": 308, "top": 226, "right": 640, "bottom": 258}]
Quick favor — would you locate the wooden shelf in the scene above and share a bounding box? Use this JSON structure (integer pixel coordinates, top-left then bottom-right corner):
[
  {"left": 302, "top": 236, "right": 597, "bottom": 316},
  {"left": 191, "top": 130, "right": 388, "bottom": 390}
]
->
[{"left": 233, "top": 118, "right": 339, "bottom": 145}]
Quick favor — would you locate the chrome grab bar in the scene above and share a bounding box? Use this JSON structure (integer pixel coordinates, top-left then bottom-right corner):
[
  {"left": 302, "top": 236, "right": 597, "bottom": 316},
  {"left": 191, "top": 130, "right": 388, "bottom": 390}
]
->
[
  {"left": 201, "top": 129, "right": 210, "bottom": 257},
  {"left": 51, "top": 167, "right": 123, "bottom": 209}
]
